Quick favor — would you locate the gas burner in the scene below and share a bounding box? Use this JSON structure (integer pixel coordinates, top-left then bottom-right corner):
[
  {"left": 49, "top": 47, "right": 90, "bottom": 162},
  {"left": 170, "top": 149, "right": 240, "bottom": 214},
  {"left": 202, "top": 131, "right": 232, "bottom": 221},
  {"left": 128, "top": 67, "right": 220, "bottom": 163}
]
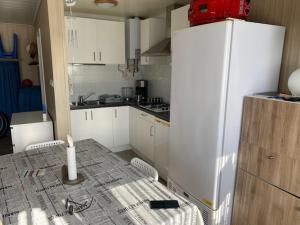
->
[{"left": 139, "top": 104, "right": 170, "bottom": 113}]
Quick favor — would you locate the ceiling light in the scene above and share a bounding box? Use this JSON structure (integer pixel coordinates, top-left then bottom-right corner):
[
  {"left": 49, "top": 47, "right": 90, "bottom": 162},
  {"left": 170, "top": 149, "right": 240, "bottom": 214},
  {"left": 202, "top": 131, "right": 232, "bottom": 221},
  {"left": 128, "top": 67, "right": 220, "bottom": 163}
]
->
[{"left": 95, "top": 0, "right": 118, "bottom": 9}]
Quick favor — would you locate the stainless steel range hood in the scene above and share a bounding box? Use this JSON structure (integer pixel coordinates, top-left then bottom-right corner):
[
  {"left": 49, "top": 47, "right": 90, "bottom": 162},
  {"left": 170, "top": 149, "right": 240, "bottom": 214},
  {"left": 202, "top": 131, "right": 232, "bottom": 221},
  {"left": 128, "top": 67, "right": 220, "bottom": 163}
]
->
[
  {"left": 141, "top": 38, "right": 171, "bottom": 56},
  {"left": 141, "top": 4, "right": 182, "bottom": 57}
]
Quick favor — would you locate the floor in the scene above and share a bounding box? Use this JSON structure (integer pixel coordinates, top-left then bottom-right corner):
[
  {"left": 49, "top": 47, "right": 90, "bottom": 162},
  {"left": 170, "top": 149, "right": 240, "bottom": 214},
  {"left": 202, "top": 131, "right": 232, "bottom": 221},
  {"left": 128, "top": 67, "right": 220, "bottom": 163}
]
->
[
  {"left": 116, "top": 149, "right": 167, "bottom": 186},
  {"left": 0, "top": 134, "right": 13, "bottom": 156}
]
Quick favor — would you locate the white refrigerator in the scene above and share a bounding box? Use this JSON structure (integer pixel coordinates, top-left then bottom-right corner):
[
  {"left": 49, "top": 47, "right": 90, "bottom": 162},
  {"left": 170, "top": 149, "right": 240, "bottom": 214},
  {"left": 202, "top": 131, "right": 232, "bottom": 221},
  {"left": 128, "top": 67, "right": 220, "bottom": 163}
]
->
[{"left": 168, "top": 20, "right": 285, "bottom": 225}]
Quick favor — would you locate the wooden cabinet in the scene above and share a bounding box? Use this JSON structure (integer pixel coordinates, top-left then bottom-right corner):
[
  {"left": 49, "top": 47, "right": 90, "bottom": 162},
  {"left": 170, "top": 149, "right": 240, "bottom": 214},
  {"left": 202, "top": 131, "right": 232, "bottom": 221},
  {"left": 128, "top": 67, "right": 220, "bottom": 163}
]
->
[
  {"left": 65, "top": 16, "right": 125, "bottom": 65},
  {"left": 239, "top": 97, "right": 300, "bottom": 196},
  {"left": 140, "top": 18, "right": 166, "bottom": 65},
  {"left": 112, "top": 106, "right": 129, "bottom": 148},
  {"left": 233, "top": 96, "right": 300, "bottom": 225},
  {"left": 171, "top": 5, "right": 190, "bottom": 34},
  {"left": 154, "top": 118, "right": 170, "bottom": 180},
  {"left": 233, "top": 170, "right": 300, "bottom": 225}
]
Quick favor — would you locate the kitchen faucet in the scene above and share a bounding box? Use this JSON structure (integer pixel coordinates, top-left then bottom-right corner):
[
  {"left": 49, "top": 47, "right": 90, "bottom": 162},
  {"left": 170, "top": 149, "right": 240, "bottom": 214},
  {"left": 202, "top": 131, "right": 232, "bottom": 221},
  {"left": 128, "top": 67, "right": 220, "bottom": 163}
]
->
[{"left": 78, "top": 92, "right": 96, "bottom": 105}]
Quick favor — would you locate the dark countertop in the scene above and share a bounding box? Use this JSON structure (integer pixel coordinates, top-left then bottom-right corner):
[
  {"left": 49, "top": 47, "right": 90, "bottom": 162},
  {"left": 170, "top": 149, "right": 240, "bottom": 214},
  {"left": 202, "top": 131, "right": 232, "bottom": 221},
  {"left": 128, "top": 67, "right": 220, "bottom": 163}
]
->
[{"left": 70, "top": 102, "right": 170, "bottom": 122}]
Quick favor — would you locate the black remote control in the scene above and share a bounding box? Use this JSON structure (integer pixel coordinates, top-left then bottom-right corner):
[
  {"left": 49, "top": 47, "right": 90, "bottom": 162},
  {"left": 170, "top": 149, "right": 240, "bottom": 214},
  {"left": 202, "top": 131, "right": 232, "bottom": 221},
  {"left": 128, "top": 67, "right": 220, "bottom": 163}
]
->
[{"left": 150, "top": 200, "right": 180, "bottom": 209}]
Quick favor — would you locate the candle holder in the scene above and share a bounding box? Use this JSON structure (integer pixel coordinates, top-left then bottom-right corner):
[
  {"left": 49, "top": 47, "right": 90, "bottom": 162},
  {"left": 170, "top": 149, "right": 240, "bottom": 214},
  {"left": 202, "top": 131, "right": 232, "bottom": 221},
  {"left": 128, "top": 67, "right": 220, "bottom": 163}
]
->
[{"left": 62, "top": 165, "right": 85, "bottom": 185}]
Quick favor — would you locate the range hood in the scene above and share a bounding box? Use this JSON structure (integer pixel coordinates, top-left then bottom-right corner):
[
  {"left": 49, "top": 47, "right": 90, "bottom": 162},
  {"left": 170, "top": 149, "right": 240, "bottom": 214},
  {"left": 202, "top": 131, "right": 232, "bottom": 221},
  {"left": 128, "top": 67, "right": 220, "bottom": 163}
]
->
[
  {"left": 141, "top": 4, "right": 182, "bottom": 57},
  {"left": 141, "top": 38, "right": 171, "bottom": 56}
]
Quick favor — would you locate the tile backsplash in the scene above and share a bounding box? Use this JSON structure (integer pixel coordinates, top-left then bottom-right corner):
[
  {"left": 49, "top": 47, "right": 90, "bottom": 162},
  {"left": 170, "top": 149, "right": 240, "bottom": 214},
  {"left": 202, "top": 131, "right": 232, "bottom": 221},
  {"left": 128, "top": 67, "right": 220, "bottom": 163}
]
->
[
  {"left": 69, "top": 63, "right": 171, "bottom": 104},
  {"left": 69, "top": 65, "right": 142, "bottom": 102}
]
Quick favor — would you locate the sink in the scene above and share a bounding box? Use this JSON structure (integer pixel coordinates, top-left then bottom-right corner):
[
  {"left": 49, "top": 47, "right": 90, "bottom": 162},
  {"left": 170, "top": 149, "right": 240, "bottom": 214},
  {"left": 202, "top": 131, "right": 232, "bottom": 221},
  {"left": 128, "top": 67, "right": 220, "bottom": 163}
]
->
[{"left": 83, "top": 100, "right": 101, "bottom": 106}]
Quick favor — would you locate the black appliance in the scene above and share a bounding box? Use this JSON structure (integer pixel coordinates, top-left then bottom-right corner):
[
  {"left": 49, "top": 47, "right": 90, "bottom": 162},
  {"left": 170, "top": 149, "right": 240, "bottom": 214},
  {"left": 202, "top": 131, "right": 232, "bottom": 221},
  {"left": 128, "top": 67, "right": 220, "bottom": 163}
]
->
[{"left": 135, "top": 80, "right": 148, "bottom": 103}]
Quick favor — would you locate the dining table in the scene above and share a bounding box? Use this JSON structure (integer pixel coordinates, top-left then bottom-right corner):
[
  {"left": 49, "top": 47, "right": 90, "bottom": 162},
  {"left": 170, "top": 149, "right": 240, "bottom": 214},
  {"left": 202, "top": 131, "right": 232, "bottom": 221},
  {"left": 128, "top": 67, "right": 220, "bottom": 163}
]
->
[{"left": 0, "top": 139, "right": 204, "bottom": 225}]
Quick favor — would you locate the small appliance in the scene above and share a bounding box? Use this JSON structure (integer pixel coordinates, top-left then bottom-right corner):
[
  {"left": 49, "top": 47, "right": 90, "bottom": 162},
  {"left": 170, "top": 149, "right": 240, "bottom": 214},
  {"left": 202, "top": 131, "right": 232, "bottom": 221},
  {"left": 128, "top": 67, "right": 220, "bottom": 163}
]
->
[
  {"left": 135, "top": 80, "right": 148, "bottom": 103},
  {"left": 121, "top": 87, "right": 134, "bottom": 101},
  {"left": 139, "top": 104, "right": 170, "bottom": 113},
  {"left": 188, "top": 0, "right": 251, "bottom": 26},
  {"left": 99, "top": 95, "right": 123, "bottom": 104}
]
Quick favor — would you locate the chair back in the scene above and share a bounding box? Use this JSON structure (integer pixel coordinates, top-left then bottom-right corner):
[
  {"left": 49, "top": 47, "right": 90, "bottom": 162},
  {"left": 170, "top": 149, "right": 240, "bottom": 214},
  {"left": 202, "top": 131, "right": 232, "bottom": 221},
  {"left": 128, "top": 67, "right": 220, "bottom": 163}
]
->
[
  {"left": 131, "top": 157, "right": 159, "bottom": 181},
  {"left": 25, "top": 140, "right": 65, "bottom": 151}
]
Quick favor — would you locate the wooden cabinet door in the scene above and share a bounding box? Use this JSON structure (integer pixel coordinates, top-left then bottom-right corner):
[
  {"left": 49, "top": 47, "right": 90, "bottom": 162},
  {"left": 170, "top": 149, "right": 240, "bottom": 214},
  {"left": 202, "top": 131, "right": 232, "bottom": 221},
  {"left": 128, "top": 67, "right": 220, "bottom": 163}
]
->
[
  {"left": 239, "top": 97, "right": 300, "bottom": 196},
  {"left": 154, "top": 118, "right": 170, "bottom": 180},
  {"left": 91, "top": 108, "right": 113, "bottom": 148},
  {"left": 96, "top": 20, "right": 125, "bottom": 64},
  {"left": 233, "top": 170, "right": 300, "bottom": 225},
  {"left": 66, "top": 17, "right": 97, "bottom": 64},
  {"left": 70, "top": 110, "right": 91, "bottom": 141},
  {"left": 112, "top": 106, "right": 129, "bottom": 147}
]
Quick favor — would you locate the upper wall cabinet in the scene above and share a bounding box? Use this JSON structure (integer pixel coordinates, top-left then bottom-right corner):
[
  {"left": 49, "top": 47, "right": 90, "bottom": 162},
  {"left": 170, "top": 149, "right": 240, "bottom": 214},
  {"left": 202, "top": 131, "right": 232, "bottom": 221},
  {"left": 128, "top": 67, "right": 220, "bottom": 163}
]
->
[
  {"left": 171, "top": 5, "right": 190, "bottom": 34},
  {"left": 65, "top": 16, "right": 125, "bottom": 65},
  {"left": 140, "top": 18, "right": 166, "bottom": 65}
]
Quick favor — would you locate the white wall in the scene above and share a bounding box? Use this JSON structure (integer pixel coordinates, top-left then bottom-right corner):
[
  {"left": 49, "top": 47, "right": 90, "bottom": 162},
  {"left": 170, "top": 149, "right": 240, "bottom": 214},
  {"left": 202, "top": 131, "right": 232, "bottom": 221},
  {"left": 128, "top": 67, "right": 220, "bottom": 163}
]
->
[
  {"left": 140, "top": 64, "right": 171, "bottom": 103},
  {"left": 69, "top": 64, "right": 142, "bottom": 102}
]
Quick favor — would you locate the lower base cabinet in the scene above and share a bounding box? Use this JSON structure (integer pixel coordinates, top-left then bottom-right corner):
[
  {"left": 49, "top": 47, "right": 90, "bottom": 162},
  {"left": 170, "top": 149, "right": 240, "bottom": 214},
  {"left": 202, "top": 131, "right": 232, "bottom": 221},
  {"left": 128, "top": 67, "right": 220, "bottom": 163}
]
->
[
  {"left": 233, "top": 170, "right": 300, "bottom": 225},
  {"left": 71, "top": 106, "right": 129, "bottom": 150}
]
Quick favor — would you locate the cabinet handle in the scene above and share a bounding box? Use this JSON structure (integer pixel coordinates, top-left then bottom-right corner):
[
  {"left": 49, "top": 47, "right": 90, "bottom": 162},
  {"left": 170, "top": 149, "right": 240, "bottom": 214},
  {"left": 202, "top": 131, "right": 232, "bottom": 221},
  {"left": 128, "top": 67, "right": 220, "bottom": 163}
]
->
[
  {"left": 91, "top": 111, "right": 93, "bottom": 120},
  {"left": 115, "top": 109, "right": 117, "bottom": 118},
  {"left": 75, "top": 30, "right": 78, "bottom": 48},
  {"left": 85, "top": 111, "right": 88, "bottom": 120},
  {"left": 150, "top": 126, "right": 154, "bottom": 137},
  {"left": 93, "top": 52, "right": 96, "bottom": 61},
  {"left": 266, "top": 155, "right": 277, "bottom": 160},
  {"left": 99, "top": 51, "right": 102, "bottom": 61}
]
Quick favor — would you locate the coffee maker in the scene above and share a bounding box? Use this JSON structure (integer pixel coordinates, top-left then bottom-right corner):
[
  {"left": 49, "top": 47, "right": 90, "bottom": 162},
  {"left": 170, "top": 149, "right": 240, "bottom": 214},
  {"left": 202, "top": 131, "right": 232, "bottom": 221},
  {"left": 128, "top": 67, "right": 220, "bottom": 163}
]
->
[{"left": 135, "top": 80, "right": 148, "bottom": 104}]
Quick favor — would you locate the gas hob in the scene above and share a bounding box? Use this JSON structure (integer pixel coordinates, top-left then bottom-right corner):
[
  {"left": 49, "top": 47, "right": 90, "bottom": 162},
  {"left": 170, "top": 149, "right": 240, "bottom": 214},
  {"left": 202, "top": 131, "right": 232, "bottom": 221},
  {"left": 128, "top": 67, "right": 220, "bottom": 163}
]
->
[{"left": 139, "top": 104, "right": 170, "bottom": 113}]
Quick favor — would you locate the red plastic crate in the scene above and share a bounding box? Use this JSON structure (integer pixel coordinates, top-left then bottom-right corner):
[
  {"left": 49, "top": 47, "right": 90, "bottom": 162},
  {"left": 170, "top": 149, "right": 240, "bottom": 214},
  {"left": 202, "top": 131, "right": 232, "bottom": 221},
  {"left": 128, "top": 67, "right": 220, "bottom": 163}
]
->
[{"left": 188, "top": 0, "right": 251, "bottom": 26}]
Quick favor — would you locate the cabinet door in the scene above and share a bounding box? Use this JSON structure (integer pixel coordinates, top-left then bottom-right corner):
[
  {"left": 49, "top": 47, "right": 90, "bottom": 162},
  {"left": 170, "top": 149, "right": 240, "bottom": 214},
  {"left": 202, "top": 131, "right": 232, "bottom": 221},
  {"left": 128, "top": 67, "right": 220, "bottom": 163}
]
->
[
  {"left": 154, "top": 119, "right": 170, "bottom": 180},
  {"left": 171, "top": 5, "right": 190, "bottom": 34},
  {"left": 70, "top": 110, "right": 91, "bottom": 141},
  {"left": 232, "top": 170, "right": 300, "bottom": 225},
  {"left": 137, "top": 113, "right": 155, "bottom": 162},
  {"left": 96, "top": 20, "right": 125, "bottom": 64},
  {"left": 239, "top": 97, "right": 300, "bottom": 196},
  {"left": 91, "top": 108, "right": 113, "bottom": 148},
  {"left": 113, "top": 106, "right": 129, "bottom": 147},
  {"left": 65, "top": 17, "right": 97, "bottom": 64},
  {"left": 129, "top": 107, "right": 139, "bottom": 149}
]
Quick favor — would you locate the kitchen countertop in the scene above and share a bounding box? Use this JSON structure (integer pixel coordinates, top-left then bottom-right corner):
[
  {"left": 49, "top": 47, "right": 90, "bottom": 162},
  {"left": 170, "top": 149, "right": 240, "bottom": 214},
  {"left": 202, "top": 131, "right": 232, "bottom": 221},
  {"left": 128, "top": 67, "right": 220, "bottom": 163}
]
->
[{"left": 70, "top": 102, "right": 170, "bottom": 122}]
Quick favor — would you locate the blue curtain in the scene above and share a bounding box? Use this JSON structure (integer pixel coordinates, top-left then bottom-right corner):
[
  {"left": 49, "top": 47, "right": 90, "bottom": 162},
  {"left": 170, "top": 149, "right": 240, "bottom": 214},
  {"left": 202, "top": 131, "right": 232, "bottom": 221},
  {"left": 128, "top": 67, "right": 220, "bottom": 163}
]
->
[
  {"left": 19, "top": 86, "right": 42, "bottom": 112},
  {"left": 0, "top": 62, "right": 20, "bottom": 122}
]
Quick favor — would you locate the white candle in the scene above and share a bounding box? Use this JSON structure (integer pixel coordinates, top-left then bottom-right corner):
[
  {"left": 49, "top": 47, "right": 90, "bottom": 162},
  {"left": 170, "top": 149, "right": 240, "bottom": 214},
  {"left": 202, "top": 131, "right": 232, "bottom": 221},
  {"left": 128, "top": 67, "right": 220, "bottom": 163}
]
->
[
  {"left": 66, "top": 135, "right": 77, "bottom": 181},
  {"left": 67, "top": 146, "right": 77, "bottom": 181}
]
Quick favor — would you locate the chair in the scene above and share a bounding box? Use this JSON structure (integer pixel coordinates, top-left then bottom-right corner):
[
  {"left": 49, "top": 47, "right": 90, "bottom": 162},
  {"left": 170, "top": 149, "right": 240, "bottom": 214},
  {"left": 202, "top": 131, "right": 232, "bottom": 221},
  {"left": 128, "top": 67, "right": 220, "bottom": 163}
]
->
[
  {"left": 25, "top": 140, "right": 65, "bottom": 151},
  {"left": 130, "top": 157, "right": 159, "bottom": 181}
]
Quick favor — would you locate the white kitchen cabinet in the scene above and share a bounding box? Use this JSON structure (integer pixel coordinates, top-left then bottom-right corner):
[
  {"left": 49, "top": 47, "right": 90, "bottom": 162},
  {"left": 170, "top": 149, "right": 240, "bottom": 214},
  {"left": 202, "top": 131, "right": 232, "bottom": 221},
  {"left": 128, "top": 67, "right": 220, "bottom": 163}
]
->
[
  {"left": 129, "top": 107, "right": 139, "bottom": 150},
  {"left": 91, "top": 108, "right": 114, "bottom": 148},
  {"left": 136, "top": 111, "right": 156, "bottom": 162},
  {"left": 71, "top": 108, "right": 113, "bottom": 147},
  {"left": 65, "top": 17, "right": 125, "bottom": 64},
  {"left": 112, "top": 106, "right": 129, "bottom": 148},
  {"left": 171, "top": 5, "right": 190, "bottom": 34},
  {"left": 70, "top": 109, "right": 92, "bottom": 142},
  {"left": 154, "top": 118, "right": 170, "bottom": 180},
  {"left": 65, "top": 17, "right": 97, "bottom": 64},
  {"left": 140, "top": 18, "right": 166, "bottom": 65},
  {"left": 96, "top": 20, "right": 125, "bottom": 65}
]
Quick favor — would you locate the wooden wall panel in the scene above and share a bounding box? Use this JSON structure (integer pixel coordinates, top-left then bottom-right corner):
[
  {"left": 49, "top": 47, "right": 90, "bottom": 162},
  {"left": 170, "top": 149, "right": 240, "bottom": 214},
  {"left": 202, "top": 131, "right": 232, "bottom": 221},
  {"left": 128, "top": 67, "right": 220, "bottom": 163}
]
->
[
  {"left": 249, "top": 0, "right": 300, "bottom": 93},
  {"left": 34, "top": 0, "right": 70, "bottom": 140},
  {"left": 0, "top": 22, "right": 39, "bottom": 84}
]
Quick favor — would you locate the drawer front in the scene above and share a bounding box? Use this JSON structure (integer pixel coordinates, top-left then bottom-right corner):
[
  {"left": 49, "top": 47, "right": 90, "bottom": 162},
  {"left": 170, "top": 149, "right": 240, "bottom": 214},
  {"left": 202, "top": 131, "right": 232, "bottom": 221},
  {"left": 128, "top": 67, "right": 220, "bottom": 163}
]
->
[
  {"left": 239, "top": 97, "right": 300, "bottom": 196},
  {"left": 232, "top": 169, "right": 300, "bottom": 225}
]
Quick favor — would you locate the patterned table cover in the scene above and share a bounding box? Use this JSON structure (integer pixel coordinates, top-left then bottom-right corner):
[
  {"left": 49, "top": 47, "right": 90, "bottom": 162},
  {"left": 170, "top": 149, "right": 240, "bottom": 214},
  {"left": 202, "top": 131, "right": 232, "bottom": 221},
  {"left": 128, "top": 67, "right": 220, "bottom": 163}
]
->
[{"left": 0, "top": 139, "right": 203, "bottom": 225}]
